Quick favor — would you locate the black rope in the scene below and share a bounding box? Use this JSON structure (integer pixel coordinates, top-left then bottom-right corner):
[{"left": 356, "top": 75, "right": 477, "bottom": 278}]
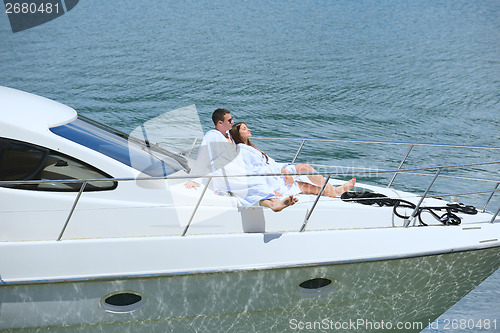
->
[{"left": 341, "top": 191, "right": 477, "bottom": 226}]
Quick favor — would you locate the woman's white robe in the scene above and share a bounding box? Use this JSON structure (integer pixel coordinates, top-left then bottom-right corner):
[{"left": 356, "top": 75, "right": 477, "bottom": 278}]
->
[{"left": 234, "top": 143, "right": 300, "bottom": 206}]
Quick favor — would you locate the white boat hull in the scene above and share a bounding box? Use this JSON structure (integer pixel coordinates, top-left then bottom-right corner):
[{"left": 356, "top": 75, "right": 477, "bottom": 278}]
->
[{"left": 1, "top": 246, "right": 499, "bottom": 332}]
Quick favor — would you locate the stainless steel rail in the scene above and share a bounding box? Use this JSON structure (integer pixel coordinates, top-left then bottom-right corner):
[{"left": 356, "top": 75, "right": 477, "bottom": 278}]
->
[
  {"left": 250, "top": 136, "right": 500, "bottom": 151},
  {"left": 404, "top": 168, "right": 442, "bottom": 227},
  {"left": 291, "top": 139, "right": 306, "bottom": 164},
  {"left": 1, "top": 137, "right": 499, "bottom": 238},
  {"left": 2, "top": 162, "right": 498, "bottom": 238},
  {"left": 154, "top": 135, "right": 500, "bottom": 151},
  {"left": 300, "top": 174, "right": 331, "bottom": 232},
  {"left": 250, "top": 136, "right": 500, "bottom": 228},
  {"left": 490, "top": 206, "right": 500, "bottom": 224},
  {"left": 483, "top": 183, "right": 500, "bottom": 213},
  {"left": 182, "top": 177, "right": 212, "bottom": 236},
  {"left": 250, "top": 136, "right": 500, "bottom": 187},
  {"left": 57, "top": 181, "right": 87, "bottom": 241},
  {"left": 388, "top": 144, "right": 414, "bottom": 188}
]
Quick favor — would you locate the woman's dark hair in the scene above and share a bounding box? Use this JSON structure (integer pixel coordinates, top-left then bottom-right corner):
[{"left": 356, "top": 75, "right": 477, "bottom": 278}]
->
[{"left": 230, "top": 122, "right": 269, "bottom": 163}]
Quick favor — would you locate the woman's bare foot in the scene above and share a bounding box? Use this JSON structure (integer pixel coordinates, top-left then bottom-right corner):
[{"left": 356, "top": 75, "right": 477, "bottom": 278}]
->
[
  {"left": 261, "top": 195, "right": 298, "bottom": 212},
  {"left": 330, "top": 177, "right": 356, "bottom": 197}
]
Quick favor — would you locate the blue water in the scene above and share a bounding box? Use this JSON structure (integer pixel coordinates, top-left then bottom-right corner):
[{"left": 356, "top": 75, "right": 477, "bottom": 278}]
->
[{"left": 1, "top": 0, "right": 499, "bottom": 331}]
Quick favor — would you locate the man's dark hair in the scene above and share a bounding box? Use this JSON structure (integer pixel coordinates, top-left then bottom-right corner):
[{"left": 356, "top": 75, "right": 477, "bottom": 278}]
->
[{"left": 212, "top": 108, "right": 231, "bottom": 126}]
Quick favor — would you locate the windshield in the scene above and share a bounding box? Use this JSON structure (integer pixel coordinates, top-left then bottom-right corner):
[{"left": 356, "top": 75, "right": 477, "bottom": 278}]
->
[{"left": 50, "top": 116, "right": 188, "bottom": 177}]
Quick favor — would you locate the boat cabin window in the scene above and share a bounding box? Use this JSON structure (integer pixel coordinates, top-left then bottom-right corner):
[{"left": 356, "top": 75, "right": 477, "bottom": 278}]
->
[
  {"left": 0, "top": 138, "right": 116, "bottom": 191},
  {"left": 50, "top": 116, "right": 188, "bottom": 177}
]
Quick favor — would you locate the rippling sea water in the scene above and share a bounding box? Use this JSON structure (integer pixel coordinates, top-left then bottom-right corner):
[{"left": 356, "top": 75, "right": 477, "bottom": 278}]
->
[{"left": 1, "top": 0, "right": 498, "bottom": 331}]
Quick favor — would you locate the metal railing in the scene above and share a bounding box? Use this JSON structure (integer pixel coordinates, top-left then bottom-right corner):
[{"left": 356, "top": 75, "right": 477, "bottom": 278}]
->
[
  {"left": 162, "top": 135, "right": 499, "bottom": 188},
  {"left": 1, "top": 162, "right": 499, "bottom": 239},
  {"left": 169, "top": 135, "right": 500, "bottom": 220},
  {"left": 1, "top": 137, "right": 499, "bottom": 239}
]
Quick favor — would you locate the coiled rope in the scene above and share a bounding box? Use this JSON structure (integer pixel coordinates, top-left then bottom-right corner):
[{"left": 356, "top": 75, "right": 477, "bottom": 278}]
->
[{"left": 341, "top": 191, "right": 477, "bottom": 226}]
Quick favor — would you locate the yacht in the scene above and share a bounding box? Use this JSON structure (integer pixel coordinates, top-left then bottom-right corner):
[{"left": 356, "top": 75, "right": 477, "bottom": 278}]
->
[{"left": 1, "top": 86, "right": 499, "bottom": 332}]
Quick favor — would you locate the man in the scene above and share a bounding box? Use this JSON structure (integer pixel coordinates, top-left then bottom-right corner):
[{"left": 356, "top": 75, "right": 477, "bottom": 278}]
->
[
  {"left": 184, "top": 108, "right": 297, "bottom": 212},
  {"left": 184, "top": 108, "right": 235, "bottom": 189},
  {"left": 201, "top": 108, "right": 235, "bottom": 164},
  {"left": 205, "top": 108, "right": 234, "bottom": 144}
]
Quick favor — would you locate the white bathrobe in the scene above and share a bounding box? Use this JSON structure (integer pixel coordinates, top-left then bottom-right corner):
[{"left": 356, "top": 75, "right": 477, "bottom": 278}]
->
[{"left": 236, "top": 143, "right": 300, "bottom": 206}]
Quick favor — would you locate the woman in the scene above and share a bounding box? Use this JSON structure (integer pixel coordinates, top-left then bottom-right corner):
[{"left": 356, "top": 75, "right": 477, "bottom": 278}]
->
[{"left": 229, "top": 122, "right": 356, "bottom": 198}]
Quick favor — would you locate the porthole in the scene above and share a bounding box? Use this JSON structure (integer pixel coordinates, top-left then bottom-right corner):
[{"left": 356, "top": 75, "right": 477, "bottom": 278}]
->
[
  {"left": 297, "top": 278, "right": 337, "bottom": 297},
  {"left": 100, "top": 291, "right": 146, "bottom": 313}
]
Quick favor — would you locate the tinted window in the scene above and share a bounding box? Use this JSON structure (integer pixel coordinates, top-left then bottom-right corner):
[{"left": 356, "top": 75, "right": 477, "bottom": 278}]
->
[
  {"left": 0, "top": 138, "right": 116, "bottom": 192},
  {"left": 50, "top": 116, "right": 188, "bottom": 177}
]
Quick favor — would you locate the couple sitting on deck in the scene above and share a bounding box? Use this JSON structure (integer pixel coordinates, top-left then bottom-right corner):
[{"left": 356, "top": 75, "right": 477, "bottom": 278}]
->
[{"left": 185, "top": 108, "right": 355, "bottom": 212}]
